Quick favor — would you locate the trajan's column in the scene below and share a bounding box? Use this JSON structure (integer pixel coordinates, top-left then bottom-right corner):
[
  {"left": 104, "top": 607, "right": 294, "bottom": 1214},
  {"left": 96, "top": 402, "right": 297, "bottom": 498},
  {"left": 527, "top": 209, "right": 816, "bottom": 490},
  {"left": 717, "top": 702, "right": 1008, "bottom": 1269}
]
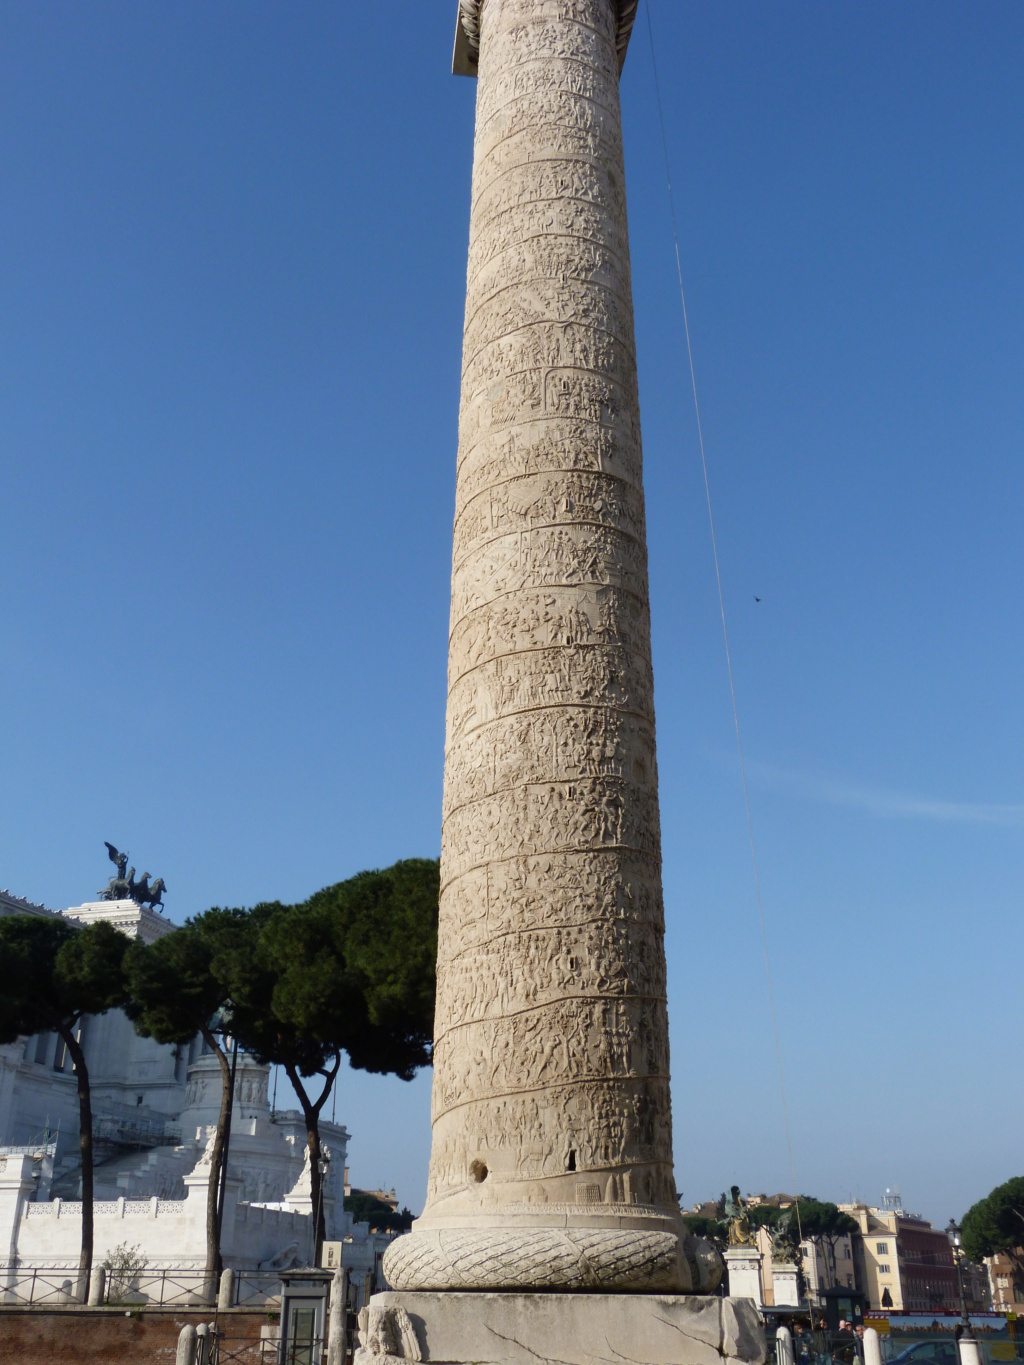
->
[
  {"left": 368, "top": 6, "right": 764, "bottom": 1359},
  {"left": 381, "top": 0, "right": 723, "bottom": 1303}
]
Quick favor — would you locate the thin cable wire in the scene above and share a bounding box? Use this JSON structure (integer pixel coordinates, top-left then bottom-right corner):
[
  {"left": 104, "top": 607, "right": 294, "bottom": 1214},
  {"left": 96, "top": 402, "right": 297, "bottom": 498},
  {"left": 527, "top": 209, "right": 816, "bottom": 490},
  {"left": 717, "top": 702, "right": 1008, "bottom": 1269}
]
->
[{"left": 642, "top": 0, "right": 803, "bottom": 1239}]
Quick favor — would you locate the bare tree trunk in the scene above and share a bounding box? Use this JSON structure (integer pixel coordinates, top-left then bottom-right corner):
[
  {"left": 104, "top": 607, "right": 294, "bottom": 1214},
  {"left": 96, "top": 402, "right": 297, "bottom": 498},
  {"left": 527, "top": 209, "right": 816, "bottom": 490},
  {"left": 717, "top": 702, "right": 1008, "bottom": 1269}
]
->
[
  {"left": 202, "top": 1027, "right": 233, "bottom": 1301},
  {"left": 307, "top": 1111, "right": 324, "bottom": 1262},
  {"left": 284, "top": 1056, "right": 340, "bottom": 1267},
  {"left": 62, "top": 1024, "right": 92, "bottom": 1302}
]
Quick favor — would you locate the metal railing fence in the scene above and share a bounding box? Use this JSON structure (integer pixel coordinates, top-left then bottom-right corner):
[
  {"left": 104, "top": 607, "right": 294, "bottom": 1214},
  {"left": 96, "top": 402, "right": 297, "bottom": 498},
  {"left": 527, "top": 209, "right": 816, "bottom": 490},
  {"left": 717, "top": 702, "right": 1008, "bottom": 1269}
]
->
[
  {"left": 0, "top": 1266, "right": 281, "bottom": 1309},
  {"left": 1, "top": 1268, "right": 84, "bottom": 1307}
]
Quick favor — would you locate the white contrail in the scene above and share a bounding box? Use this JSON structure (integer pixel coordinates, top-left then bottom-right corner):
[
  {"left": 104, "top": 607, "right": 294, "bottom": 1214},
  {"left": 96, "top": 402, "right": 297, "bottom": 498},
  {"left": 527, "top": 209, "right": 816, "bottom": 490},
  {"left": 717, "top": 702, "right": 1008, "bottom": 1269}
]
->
[{"left": 745, "top": 761, "right": 1024, "bottom": 828}]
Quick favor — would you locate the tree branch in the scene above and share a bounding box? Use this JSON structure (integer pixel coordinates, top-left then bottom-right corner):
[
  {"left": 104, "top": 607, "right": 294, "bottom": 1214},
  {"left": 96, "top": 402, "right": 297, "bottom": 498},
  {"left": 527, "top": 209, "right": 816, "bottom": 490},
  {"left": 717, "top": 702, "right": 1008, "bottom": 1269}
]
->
[{"left": 312, "top": 1051, "right": 341, "bottom": 1116}]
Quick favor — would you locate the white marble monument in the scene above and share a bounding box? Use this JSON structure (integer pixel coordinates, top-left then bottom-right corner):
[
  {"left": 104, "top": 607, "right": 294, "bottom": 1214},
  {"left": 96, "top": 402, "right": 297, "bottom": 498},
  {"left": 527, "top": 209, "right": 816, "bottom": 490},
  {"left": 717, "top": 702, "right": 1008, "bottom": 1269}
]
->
[{"left": 364, "top": 4, "right": 765, "bottom": 1362}]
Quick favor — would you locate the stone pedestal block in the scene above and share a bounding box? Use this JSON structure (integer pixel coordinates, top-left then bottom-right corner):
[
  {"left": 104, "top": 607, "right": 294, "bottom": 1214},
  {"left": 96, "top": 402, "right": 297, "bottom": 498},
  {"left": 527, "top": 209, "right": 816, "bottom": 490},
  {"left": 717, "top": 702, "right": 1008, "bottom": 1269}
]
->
[
  {"left": 724, "top": 1247, "right": 763, "bottom": 1307},
  {"left": 772, "top": 1266, "right": 800, "bottom": 1307},
  {"left": 355, "top": 1291, "right": 766, "bottom": 1365}
]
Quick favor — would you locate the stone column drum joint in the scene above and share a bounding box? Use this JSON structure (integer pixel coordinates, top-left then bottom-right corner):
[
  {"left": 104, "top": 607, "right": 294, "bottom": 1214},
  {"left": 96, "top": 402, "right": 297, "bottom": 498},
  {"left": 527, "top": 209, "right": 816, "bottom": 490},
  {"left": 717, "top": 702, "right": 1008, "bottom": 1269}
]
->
[{"left": 384, "top": 0, "right": 721, "bottom": 1296}]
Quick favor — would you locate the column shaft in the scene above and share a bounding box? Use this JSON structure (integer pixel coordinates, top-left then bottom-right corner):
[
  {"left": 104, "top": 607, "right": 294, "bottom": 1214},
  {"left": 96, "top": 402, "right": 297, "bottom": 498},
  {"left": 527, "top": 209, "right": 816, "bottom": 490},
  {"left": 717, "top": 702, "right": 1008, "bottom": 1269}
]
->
[{"left": 384, "top": 0, "right": 719, "bottom": 1296}]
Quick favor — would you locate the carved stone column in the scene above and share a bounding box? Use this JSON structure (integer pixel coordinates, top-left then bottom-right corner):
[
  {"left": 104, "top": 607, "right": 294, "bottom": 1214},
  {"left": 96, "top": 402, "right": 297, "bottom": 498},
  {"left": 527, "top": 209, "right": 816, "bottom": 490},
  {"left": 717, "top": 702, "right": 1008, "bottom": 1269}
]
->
[{"left": 383, "top": 0, "right": 720, "bottom": 1295}]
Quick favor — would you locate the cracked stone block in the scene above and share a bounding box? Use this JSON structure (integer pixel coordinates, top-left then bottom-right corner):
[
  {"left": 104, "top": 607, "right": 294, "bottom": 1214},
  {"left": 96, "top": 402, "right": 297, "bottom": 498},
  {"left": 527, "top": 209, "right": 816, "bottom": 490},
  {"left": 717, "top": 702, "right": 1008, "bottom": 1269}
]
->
[{"left": 354, "top": 1292, "right": 767, "bottom": 1365}]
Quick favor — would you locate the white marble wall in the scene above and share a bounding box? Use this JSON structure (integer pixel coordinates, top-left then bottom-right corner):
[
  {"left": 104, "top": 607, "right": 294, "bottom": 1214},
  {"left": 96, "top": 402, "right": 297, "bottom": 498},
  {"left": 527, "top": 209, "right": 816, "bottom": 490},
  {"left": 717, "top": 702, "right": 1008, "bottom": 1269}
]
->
[{"left": 0, "top": 1149, "right": 388, "bottom": 1281}]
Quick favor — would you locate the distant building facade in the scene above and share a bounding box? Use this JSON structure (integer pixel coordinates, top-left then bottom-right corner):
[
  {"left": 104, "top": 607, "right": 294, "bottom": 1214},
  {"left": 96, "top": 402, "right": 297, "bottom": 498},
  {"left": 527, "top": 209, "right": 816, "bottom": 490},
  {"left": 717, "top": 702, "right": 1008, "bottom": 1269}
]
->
[
  {"left": 842, "top": 1193, "right": 961, "bottom": 1312},
  {"left": 805, "top": 1228, "right": 856, "bottom": 1299},
  {"left": 986, "top": 1251, "right": 1024, "bottom": 1310}
]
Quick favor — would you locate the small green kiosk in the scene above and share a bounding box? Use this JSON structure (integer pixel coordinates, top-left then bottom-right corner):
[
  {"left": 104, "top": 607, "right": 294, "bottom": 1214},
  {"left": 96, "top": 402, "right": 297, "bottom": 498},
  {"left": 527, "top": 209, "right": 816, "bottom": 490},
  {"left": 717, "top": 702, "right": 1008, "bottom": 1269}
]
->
[
  {"left": 820, "top": 1285, "right": 867, "bottom": 1332},
  {"left": 278, "top": 1268, "right": 333, "bottom": 1365}
]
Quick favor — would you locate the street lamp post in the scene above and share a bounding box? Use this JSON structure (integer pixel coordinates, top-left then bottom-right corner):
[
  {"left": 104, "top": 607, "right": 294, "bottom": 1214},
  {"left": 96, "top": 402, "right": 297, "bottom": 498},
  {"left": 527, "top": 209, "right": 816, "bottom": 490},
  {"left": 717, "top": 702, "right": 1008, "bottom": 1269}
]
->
[
  {"left": 946, "top": 1220, "right": 971, "bottom": 1332},
  {"left": 946, "top": 1220, "right": 980, "bottom": 1365}
]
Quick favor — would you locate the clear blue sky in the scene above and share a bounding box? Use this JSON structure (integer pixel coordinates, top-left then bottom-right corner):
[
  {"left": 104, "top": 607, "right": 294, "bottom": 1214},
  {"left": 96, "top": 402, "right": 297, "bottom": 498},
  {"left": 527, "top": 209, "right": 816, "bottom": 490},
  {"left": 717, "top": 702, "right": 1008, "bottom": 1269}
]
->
[{"left": 1, "top": 3, "right": 1020, "bottom": 1226}]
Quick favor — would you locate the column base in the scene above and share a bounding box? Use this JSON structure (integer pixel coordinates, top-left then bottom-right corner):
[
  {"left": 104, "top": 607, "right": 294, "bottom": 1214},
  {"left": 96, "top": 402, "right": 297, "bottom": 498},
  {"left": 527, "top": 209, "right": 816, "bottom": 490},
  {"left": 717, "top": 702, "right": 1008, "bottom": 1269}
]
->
[
  {"left": 383, "top": 1217, "right": 722, "bottom": 1294},
  {"left": 355, "top": 1291, "right": 766, "bottom": 1365}
]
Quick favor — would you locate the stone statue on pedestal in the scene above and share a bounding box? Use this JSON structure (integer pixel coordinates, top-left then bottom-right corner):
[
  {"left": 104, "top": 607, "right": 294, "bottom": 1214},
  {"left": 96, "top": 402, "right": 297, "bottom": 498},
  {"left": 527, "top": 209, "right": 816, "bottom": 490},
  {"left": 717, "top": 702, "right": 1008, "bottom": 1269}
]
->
[
  {"left": 97, "top": 843, "right": 167, "bottom": 908},
  {"left": 726, "top": 1186, "right": 755, "bottom": 1247},
  {"left": 771, "top": 1209, "right": 800, "bottom": 1264}
]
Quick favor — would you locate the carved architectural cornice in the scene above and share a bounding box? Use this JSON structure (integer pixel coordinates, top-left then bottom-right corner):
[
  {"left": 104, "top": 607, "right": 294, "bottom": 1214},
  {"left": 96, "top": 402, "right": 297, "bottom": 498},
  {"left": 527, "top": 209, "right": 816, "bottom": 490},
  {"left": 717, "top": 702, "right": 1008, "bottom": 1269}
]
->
[{"left": 457, "top": 0, "right": 639, "bottom": 72}]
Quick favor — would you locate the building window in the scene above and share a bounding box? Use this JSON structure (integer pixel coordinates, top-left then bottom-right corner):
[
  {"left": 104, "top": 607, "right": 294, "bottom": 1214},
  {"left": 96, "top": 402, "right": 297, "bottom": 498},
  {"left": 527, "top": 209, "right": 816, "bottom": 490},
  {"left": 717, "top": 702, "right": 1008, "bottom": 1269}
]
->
[
  {"left": 879, "top": 1265, "right": 891, "bottom": 1274},
  {"left": 876, "top": 1243, "right": 889, "bottom": 1255}
]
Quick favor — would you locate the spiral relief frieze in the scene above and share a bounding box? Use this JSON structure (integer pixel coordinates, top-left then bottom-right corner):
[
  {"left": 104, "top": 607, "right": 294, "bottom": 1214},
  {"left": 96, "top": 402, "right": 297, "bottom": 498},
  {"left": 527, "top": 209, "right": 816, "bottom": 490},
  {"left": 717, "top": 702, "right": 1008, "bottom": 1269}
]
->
[{"left": 388, "top": 0, "right": 721, "bottom": 1295}]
